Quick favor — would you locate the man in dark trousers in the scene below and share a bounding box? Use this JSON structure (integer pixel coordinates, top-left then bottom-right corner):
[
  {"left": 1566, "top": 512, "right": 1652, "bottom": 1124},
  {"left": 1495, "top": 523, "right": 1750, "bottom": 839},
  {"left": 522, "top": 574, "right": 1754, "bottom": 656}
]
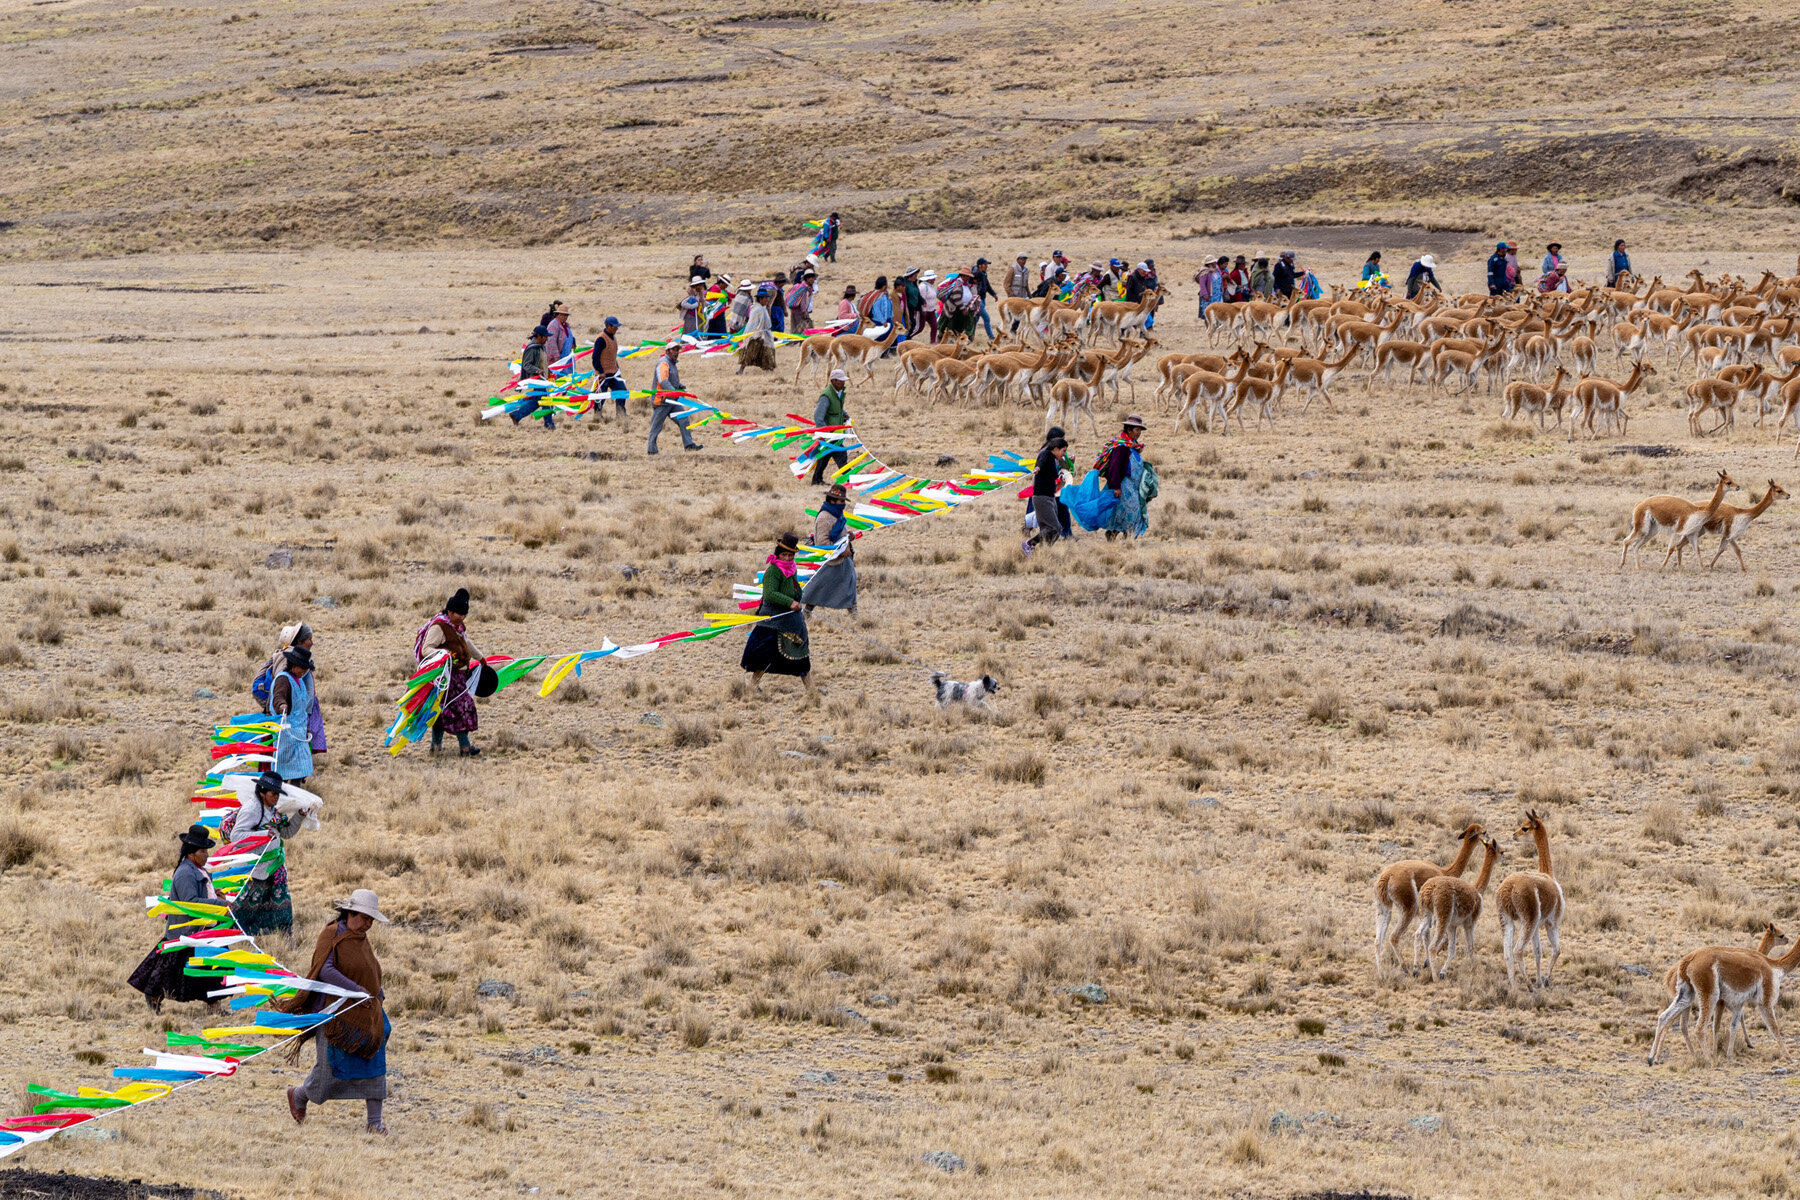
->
[
  {"left": 822, "top": 213, "right": 840, "bottom": 262},
  {"left": 591, "top": 317, "right": 628, "bottom": 422},
  {"left": 647, "top": 344, "right": 701, "bottom": 454},
  {"left": 1487, "top": 241, "right": 1512, "bottom": 296},
  {"left": 1272, "top": 251, "right": 1298, "bottom": 300},
  {"left": 507, "top": 326, "right": 555, "bottom": 428},
  {"left": 810, "top": 369, "right": 851, "bottom": 484}
]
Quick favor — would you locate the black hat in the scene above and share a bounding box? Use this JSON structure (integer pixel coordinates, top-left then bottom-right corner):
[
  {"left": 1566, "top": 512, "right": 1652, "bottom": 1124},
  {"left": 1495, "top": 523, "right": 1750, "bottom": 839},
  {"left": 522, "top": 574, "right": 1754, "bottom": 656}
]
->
[
  {"left": 255, "top": 769, "right": 284, "bottom": 797},
  {"left": 776, "top": 531, "right": 800, "bottom": 552},
  {"left": 177, "top": 823, "right": 215, "bottom": 854},
  {"left": 283, "top": 646, "right": 313, "bottom": 673},
  {"left": 445, "top": 588, "right": 470, "bottom": 615},
  {"left": 1046, "top": 425, "right": 1066, "bottom": 440}
]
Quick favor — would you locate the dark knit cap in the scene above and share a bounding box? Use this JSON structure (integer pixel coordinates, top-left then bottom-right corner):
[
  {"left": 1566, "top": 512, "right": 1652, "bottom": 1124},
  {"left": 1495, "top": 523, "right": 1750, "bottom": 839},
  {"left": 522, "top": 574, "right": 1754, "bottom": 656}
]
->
[{"left": 445, "top": 588, "right": 470, "bottom": 615}]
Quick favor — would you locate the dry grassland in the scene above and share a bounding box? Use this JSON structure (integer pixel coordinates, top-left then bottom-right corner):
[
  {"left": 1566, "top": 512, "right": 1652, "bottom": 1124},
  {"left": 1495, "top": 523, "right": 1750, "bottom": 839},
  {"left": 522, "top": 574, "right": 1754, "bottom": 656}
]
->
[
  {"left": 4, "top": 0, "right": 1800, "bottom": 255},
  {"left": 4, "top": 213, "right": 1800, "bottom": 1197}
]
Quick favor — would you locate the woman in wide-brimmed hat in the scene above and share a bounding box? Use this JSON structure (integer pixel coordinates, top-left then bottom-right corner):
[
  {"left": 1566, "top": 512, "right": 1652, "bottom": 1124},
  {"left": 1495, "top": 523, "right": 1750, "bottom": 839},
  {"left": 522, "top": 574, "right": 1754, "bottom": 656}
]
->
[
  {"left": 1097, "top": 414, "right": 1158, "bottom": 540},
  {"left": 802, "top": 483, "right": 857, "bottom": 615},
  {"left": 285, "top": 888, "right": 392, "bottom": 1135},
  {"left": 126, "top": 824, "right": 220, "bottom": 1013},
  {"left": 740, "top": 532, "right": 814, "bottom": 693},
  {"left": 225, "top": 769, "right": 311, "bottom": 937}
]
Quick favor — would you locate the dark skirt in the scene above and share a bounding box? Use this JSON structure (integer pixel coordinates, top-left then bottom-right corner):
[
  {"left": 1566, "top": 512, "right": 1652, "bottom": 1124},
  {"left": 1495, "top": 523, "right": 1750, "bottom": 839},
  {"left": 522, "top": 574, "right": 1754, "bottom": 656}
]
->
[
  {"left": 304, "top": 1038, "right": 388, "bottom": 1103},
  {"left": 127, "top": 943, "right": 214, "bottom": 1004},
  {"left": 231, "top": 872, "right": 293, "bottom": 937},
  {"left": 742, "top": 616, "right": 810, "bottom": 677},
  {"left": 800, "top": 556, "right": 856, "bottom": 611},
  {"left": 737, "top": 338, "right": 776, "bottom": 371},
  {"left": 435, "top": 663, "right": 479, "bottom": 735}
]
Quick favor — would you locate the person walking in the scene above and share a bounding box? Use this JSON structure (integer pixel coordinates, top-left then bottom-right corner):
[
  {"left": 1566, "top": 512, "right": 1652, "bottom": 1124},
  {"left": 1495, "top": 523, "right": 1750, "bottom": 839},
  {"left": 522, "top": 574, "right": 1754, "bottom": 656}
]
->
[
  {"left": 736, "top": 287, "right": 777, "bottom": 374},
  {"left": 284, "top": 889, "right": 391, "bottom": 1136},
  {"left": 689, "top": 255, "right": 711, "bottom": 284},
  {"left": 1021, "top": 430, "right": 1072, "bottom": 554},
  {"left": 127, "top": 824, "right": 219, "bottom": 1014},
  {"left": 1406, "top": 254, "right": 1438, "bottom": 299},
  {"left": 414, "top": 588, "right": 483, "bottom": 756},
  {"left": 270, "top": 646, "right": 316, "bottom": 783},
  {"left": 1609, "top": 240, "right": 1632, "bottom": 287},
  {"left": 1487, "top": 241, "right": 1512, "bottom": 296},
  {"left": 740, "top": 532, "right": 814, "bottom": 694},
  {"left": 1007, "top": 253, "right": 1032, "bottom": 300},
  {"left": 542, "top": 301, "right": 574, "bottom": 368},
  {"left": 768, "top": 272, "right": 790, "bottom": 335},
  {"left": 862, "top": 276, "right": 893, "bottom": 330},
  {"left": 822, "top": 213, "right": 840, "bottom": 263},
  {"left": 678, "top": 284, "right": 702, "bottom": 336},
  {"left": 810, "top": 369, "right": 851, "bottom": 483},
  {"left": 801, "top": 483, "right": 857, "bottom": 615},
  {"left": 1273, "top": 251, "right": 1299, "bottom": 299},
  {"left": 1249, "top": 254, "right": 1274, "bottom": 298},
  {"left": 788, "top": 268, "right": 816, "bottom": 332},
  {"left": 1195, "top": 256, "right": 1226, "bottom": 314},
  {"left": 971, "top": 258, "right": 997, "bottom": 340},
  {"left": 254, "top": 623, "right": 326, "bottom": 764},
  {"left": 506, "top": 326, "right": 557, "bottom": 428},
  {"left": 592, "top": 317, "right": 628, "bottom": 422},
  {"left": 728, "top": 279, "right": 754, "bottom": 334},
  {"left": 1098, "top": 415, "right": 1155, "bottom": 541},
  {"left": 647, "top": 344, "right": 701, "bottom": 454},
  {"left": 898, "top": 268, "right": 923, "bottom": 337},
  {"left": 225, "top": 770, "right": 304, "bottom": 937}
]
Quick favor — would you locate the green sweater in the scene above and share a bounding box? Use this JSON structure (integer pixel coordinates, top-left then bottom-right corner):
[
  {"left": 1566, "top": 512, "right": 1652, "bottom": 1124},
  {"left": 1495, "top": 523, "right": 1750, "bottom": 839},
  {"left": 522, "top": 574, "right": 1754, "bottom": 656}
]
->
[{"left": 760, "top": 564, "right": 802, "bottom": 612}]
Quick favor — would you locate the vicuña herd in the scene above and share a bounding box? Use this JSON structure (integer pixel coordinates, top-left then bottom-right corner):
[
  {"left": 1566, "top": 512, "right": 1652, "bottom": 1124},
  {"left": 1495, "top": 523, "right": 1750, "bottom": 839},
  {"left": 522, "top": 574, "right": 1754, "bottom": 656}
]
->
[{"left": 1376, "top": 813, "right": 1793, "bottom": 1066}]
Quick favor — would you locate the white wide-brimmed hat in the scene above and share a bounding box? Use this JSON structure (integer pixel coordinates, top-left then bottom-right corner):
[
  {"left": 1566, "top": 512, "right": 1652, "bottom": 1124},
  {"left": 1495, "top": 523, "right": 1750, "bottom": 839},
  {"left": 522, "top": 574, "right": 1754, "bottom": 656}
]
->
[
  {"left": 334, "top": 888, "right": 390, "bottom": 923},
  {"left": 1420, "top": 254, "right": 1437, "bottom": 269},
  {"left": 921, "top": 270, "right": 936, "bottom": 281}
]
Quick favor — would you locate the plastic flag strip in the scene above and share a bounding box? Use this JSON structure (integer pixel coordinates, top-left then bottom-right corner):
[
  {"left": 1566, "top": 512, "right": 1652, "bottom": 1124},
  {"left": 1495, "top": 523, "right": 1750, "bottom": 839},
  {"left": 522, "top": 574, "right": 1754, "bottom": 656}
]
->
[
  {"left": 381, "top": 401, "right": 1030, "bottom": 752},
  {"left": 0, "top": 717, "right": 366, "bottom": 1161}
]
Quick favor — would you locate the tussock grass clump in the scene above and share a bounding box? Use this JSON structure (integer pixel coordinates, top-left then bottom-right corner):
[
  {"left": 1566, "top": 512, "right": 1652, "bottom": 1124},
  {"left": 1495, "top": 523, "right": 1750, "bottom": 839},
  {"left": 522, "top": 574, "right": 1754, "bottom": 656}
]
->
[
  {"left": 0, "top": 821, "right": 48, "bottom": 871},
  {"left": 987, "top": 752, "right": 1047, "bottom": 786},
  {"left": 103, "top": 732, "right": 164, "bottom": 784}
]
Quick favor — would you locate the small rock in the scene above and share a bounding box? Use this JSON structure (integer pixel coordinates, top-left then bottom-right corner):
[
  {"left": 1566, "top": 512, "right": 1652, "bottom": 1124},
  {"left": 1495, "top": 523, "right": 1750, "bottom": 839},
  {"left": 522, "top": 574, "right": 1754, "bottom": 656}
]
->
[
  {"left": 527, "top": 1045, "right": 558, "bottom": 1060},
  {"left": 1406, "top": 1114, "right": 1443, "bottom": 1134},
  {"left": 476, "top": 979, "right": 515, "bottom": 999},
  {"left": 418, "top": 326, "right": 432, "bottom": 334},
  {"left": 65, "top": 1125, "right": 122, "bottom": 1142},
  {"left": 1307, "top": 1111, "right": 1341, "bottom": 1125},
  {"left": 839, "top": 1008, "right": 867, "bottom": 1023},
  {"left": 1299, "top": 469, "right": 1318, "bottom": 479},
  {"left": 817, "top": 879, "right": 843, "bottom": 889},
  {"left": 1191, "top": 795, "right": 1220, "bottom": 808},
  {"left": 868, "top": 993, "right": 895, "bottom": 1007},
  {"left": 783, "top": 750, "right": 814, "bottom": 759},
  {"left": 1061, "top": 983, "right": 1108, "bottom": 1005},
  {"left": 1772, "top": 1067, "right": 1790, "bottom": 1076},
  {"left": 193, "top": 687, "right": 217, "bottom": 700},
  {"left": 1268, "top": 1110, "right": 1306, "bottom": 1135},
  {"left": 825, "top": 970, "right": 851, "bottom": 980},
  {"left": 619, "top": 564, "right": 640, "bottom": 579},
  {"left": 1620, "top": 963, "right": 1650, "bottom": 977},
  {"left": 265, "top": 548, "right": 293, "bottom": 569},
  {"left": 638, "top": 712, "right": 663, "bottom": 727},
  {"left": 314, "top": 595, "right": 338, "bottom": 609},
  {"left": 934, "top": 455, "right": 957, "bottom": 467},
  {"left": 799, "top": 1070, "right": 840, "bottom": 1084},
  {"left": 920, "top": 1151, "right": 965, "bottom": 1174}
]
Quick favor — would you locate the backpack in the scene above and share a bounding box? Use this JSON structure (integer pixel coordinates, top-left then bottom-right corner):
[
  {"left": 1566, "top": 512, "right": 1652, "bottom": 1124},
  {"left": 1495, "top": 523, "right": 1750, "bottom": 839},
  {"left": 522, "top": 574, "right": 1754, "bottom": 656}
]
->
[{"left": 251, "top": 661, "right": 276, "bottom": 710}]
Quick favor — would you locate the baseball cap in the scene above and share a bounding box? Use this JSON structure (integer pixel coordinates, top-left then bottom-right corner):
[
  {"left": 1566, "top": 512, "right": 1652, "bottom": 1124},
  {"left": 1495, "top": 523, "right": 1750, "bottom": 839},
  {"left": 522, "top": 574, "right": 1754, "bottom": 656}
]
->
[
  {"left": 604, "top": 316, "right": 620, "bottom": 327},
  {"left": 531, "top": 325, "right": 550, "bottom": 337}
]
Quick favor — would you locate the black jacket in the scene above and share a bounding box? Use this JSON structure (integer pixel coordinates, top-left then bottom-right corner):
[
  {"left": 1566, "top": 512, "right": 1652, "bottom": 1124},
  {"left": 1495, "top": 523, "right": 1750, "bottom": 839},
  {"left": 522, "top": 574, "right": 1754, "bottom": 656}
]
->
[
  {"left": 1273, "top": 261, "right": 1298, "bottom": 297},
  {"left": 972, "top": 270, "right": 996, "bottom": 301}
]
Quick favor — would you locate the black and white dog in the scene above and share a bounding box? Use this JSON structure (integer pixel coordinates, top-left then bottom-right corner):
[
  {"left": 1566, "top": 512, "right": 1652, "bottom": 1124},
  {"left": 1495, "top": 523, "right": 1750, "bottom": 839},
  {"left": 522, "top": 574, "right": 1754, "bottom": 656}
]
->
[{"left": 932, "top": 672, "right": 1000, "bottom": 710}]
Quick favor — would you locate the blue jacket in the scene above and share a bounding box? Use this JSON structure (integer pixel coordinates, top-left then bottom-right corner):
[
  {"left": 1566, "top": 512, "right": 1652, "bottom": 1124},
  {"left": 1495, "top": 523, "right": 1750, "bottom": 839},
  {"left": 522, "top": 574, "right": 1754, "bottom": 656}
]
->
[
  {"left": 869, "top": 293, "right": 893, "bottom": 324},
  {"left": 1487, "top": 252, "right": 1510, "bottom": 294}
]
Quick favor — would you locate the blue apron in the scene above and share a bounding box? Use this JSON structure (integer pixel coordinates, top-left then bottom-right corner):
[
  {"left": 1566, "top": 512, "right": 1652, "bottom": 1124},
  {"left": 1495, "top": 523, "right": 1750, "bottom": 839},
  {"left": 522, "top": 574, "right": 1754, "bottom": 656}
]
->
[{"left": 273, "top": 670, "right": 314, "bottom": 780}]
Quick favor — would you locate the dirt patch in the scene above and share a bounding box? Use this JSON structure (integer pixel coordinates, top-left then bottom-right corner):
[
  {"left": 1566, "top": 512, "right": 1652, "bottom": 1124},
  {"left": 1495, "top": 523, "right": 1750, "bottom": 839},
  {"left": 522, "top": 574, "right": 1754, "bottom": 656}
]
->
[
  {"left": 1666, "top": 153, "right": 1800, "bottom": 205},
  {"left": 0, "top": 1170, "right": 227, "bottom": 1200}
]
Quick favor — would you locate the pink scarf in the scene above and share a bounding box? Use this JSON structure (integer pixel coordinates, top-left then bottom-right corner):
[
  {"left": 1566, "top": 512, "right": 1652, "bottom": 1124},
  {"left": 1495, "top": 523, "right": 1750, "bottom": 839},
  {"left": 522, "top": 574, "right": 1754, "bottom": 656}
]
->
[{"left": 765, "top": 554, "right": 797, "bottom": 578}]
